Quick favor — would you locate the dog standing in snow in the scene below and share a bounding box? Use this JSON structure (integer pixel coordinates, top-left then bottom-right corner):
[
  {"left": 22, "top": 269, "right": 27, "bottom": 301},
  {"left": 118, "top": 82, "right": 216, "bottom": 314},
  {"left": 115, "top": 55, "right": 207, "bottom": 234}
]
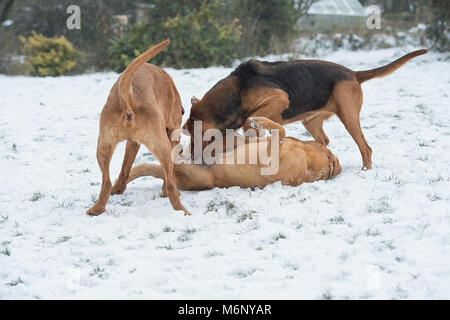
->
[
  {"left": 183, "top": 49, "right": 428, "bottom": 170},
  {"left": 87, "top": 40, "right": 190, "bottom": 216}
]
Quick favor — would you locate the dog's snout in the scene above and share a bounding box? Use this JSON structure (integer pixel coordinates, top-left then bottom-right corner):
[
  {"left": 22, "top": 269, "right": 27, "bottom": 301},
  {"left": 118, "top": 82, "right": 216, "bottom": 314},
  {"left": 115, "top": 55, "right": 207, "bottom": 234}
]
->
[
  {"left": 125, "top": 112, "right": 133, "bottom": 120},
  {"left": 328, "top": 155, "right": 342, "bottom": 179}
]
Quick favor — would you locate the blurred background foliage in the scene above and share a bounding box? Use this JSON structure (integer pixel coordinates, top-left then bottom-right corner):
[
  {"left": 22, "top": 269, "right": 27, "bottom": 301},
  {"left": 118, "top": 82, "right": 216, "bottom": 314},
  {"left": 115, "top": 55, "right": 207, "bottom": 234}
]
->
[{"left": 0, "top": 0, "right": 448, "bottom": 75}]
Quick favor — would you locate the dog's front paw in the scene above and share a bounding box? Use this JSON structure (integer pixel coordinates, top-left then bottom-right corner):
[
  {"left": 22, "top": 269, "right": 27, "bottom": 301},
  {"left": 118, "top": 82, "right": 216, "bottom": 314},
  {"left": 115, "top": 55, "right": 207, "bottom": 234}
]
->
[
  {"left": 248, "top": 117, "right": 268, "bottom": 134},
  {"left": 248, "top": 117, "right": 262, "bottom": 130},
  {"left": 86, "top": 205, "right": 106, "bottom": 216}
]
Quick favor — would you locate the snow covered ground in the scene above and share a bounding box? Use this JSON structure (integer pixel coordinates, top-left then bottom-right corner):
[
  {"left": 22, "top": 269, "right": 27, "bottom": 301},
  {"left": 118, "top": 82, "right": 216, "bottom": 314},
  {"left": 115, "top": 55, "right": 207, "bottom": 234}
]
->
[{"left": 0, "top": 47, "right": 449, "bottom": 299}]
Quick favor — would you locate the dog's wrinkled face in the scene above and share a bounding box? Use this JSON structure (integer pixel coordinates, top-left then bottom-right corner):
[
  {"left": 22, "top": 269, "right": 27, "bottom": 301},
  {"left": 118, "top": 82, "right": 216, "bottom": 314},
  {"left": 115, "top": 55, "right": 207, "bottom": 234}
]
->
[
  {"left": 326, "top": 149, "right": 342, "bottom": 179},
  {"left": 304, "top": 141, "right": 342, "bottom": 180},
  {"left": 182, "top": 96, "right": 213, "bottom": 135},
  {"left": 182, "top": 97, "right": 219, "bottom": 157}
]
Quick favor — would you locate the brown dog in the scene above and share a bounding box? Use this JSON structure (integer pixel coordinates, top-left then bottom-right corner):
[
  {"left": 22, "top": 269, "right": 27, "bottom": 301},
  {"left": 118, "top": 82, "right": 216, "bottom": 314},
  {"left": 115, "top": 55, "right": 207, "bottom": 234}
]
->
[
  {"left": 127, "top": 117, "right": 342, "bottom": 191},
  {"left": 87, "top": 39, "right": 190, "bottom": 216},
  {"left": 183, "top": 50, "right": 428, "bottom": 170}
]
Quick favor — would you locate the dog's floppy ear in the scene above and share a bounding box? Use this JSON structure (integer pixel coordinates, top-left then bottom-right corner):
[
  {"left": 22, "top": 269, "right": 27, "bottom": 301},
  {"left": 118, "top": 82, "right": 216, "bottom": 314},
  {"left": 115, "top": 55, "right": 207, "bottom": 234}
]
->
[{"left": 191, "top": 96, "right": 200, "bottom": 105}]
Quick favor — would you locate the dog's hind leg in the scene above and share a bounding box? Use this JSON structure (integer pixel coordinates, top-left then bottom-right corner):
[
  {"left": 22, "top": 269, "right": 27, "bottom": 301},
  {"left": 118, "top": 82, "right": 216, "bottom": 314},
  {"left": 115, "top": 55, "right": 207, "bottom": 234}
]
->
[
  {"left": 143, "top": 123, "right": 191, "bottom": 216},
  {"left": 248, "top": 117, "right": 286, "bottom": 144},
  {"left": 302, "top": 113, "right": 333, "bottom": 146},
  {"left": 87, "top": 137, "right": 118, "bottom": 215},
  {"left": 160, "top": 128, "right": 181, "bottom": 198},
  {"left": 334, "top": 81, "right": 372, "bottom": 169},
  {"left": 111, "top": 140, "right": 140, "bottom": 195}
]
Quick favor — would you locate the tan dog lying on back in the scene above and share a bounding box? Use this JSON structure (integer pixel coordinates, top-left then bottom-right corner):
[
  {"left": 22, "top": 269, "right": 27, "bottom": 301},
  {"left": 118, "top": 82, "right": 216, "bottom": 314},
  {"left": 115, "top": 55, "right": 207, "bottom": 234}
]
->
[
  {"left": 127, "top": 117, "right": 342, "bottom": 191},
  {"left": 87, "top": 40, "right": 190, "bottom": 216}
]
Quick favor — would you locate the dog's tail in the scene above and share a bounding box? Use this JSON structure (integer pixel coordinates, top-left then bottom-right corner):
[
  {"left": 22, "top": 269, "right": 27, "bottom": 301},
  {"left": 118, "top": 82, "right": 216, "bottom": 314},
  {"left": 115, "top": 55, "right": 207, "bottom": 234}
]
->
[
  {"left": 127, "top": 163, "right": 165, "bottom": 183},
  {"left": 354, "top": 49, "right": 427, "bottom": 84},
  {"left": 119, "top": 39, "right": 170, "bottom": 120}
]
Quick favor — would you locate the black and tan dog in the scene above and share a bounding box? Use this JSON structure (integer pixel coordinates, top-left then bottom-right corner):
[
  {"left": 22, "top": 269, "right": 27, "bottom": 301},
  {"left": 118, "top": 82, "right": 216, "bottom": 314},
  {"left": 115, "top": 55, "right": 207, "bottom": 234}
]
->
[
  {"left": 87, "top": 40, "right": 190, "bottom": 216},
  {"left": 183, "top": 49, "right": 427, "bottom": 170}
]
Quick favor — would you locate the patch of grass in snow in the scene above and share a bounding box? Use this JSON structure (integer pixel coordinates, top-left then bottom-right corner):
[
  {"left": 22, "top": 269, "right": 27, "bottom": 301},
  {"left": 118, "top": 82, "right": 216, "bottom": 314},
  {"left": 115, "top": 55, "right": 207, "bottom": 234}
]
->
[
  {"left": 383, "top": 217, "right": 395, "bottom": 224},
  {"left": 12, "top": 143, "right": 17, "bottom": 152},
  {"left": 89, "top": 193, "right": 98, "bottom": 205},
  {"left": 205, "top": 199, "right": 238, "bottom": 215},
  {"left": 5, "top": 278, "right": 23, "bottom": 287},
  {"left": 382, "top": 240, "right": 396, "bottom": 250},
  {"left": 427, "top": 192, "right": 441, "bottom": 201},
  {"left": 347, "top": 233, "right": 359, "bottom": 245},
  {"left": 90, "top": 266, "right": 108, "bottom": 279},
  {"left": 157, "top": 244, "right": 174, "bottom": 250},
  {"left": 205, "top": 250, "right": 223, "bottom": 258},
  {"left": 147, "top": 232, "right": 157, "bottom": 240},
  {"left": 366, "top": 228, "right": 382, "bottom": 237},
  {"left": 177, "top": 228, "right": 197, "bottom": 242},
  {"left": 292, "top": 221, "right": 304, "bottom": 230},
  {"left": 90, "top": 237, "right": 105, "bottom": 246},
  {"left": 56, "top": 236, "right": 72, "bottom": 244},
  {"left": 396, "top": 285, "right": 408, "bottom": 299},
  {"left": 13, "top": 230, "right": 23, "bottom": 237},
  {"left": 82, "top": 168, "right": 90, "bottom": 173},
  {"left": 368, "top": 197, "right": 394, "bottom": 214},
  {"left": 415, "top": 103, "right": 428, "bottom": 114},
  {"left": 162, "top": 226, "right": 175, "bottom": 233},
  {"left": 30, "top": 191, "right": 45, "bottom": 202},
  {"left": 273, "top": 232, "right": 287, "bottom": 241},
  {"left": 321, "top": 290, "right": 333, "bottom": 300},
  {"left": 417, "top": 154, "right": 429, "bottom": 161},
  {"left": 383, "top": 174, "right": 406, "bottom": 185},
  {"left": 418, "top": 140, "right": 435, "bottom": 147},
  {"left": 429, "top": 175, "right": 446, "bottom": 184},
  {"left": 236, "top": 210, "right": 257, "bottom": 223},
  {"left": 328, "top": 216, "right": 345, "bottom": 225},
  {"left": 0, "top": 215, "right": 8, "bottom": 224},
  {"left": 1, "top": 247, "right": 11, "bottom": 256},
  {"left": 121, "top": 201, "right": 133, "bottom": 207},
  {"left": 284, "top": 262, "right": 299, "bottom": 271},
  {"left": 57, "top": 200, "right": 75, "bottom": 208},
  {"left": 233, "top": 268, "right": 257, "bottom": 278}
]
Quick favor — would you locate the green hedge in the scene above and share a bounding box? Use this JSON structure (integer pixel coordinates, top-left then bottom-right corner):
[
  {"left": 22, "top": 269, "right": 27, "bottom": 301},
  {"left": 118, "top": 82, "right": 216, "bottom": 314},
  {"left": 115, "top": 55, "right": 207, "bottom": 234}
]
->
[
  {"left": 20, "top": 32, "right": 80, "bottom": 76},
  {"left": 107, "top": 1, "right": 241, "bottom": 72}
]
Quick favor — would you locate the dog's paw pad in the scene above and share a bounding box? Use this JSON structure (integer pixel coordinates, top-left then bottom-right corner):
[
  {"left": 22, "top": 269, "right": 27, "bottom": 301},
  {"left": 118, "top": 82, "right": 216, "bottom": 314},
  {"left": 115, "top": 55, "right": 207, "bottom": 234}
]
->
[{"left": 248, "top": 117, "right": 263, "bottom": 129}]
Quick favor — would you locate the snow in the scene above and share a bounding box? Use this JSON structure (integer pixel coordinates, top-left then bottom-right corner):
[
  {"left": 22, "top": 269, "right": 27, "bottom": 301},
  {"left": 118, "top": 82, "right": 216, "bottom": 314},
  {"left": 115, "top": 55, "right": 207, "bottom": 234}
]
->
[{"left": 0, "top": 48, "right": 449, "bottom": 299}]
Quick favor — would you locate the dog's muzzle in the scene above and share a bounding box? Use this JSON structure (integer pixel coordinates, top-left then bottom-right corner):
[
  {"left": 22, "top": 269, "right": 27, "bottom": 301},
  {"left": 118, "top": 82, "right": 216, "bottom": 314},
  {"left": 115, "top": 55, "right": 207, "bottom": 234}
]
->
[{"left": 125, "top": 112, "right": 134, "bottom": 121}]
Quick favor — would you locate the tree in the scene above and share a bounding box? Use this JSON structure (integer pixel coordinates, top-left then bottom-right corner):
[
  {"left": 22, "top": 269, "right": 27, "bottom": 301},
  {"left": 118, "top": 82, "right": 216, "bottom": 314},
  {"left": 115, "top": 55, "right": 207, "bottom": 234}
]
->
[
  {"left": 427, "top": 0, "right": 450, "bottom": 52},
  {"left": 231, "top": 0, "right": 316, "bottom": 55},
  {"left": 0, "top": 0, "right": 15, "bottom": 23}
]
